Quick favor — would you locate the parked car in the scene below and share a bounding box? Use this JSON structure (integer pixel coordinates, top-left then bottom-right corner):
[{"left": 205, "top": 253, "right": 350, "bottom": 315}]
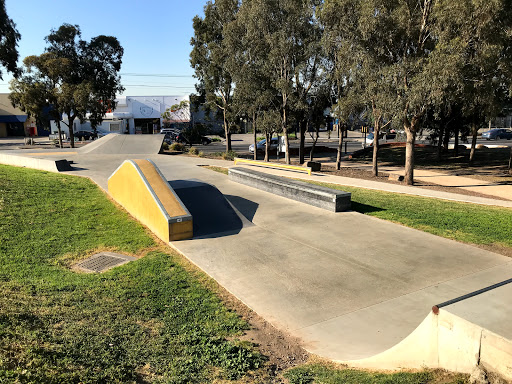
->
[
  {"left": 249, "top": 138, "right": 279, "bottom": 153},
  {"left": 74, "top": 130, "right": 96, "bottom": 140},
  {"left": 481, "top": 128, "right": 512, "bottom": 140}
]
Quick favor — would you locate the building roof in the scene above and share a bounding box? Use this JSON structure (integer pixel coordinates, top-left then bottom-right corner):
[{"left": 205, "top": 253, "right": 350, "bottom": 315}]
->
[{"left": 0, "top": 93, "right": 28, "bottom": 117}]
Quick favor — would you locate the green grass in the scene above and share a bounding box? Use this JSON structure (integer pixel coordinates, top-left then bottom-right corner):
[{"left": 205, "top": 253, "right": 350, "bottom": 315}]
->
[
  {"left": 0, "top": 165, "right": 262, "bottom": 383},
  {"left": 285, "top": 365, "right": 467, "bottom": 384}
]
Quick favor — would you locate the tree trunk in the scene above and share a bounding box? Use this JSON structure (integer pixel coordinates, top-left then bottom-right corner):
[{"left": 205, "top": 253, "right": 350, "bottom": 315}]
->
[
  {"left": 404, "top": 126, "right": 416, "bottom": 185},
  {"left": 299, "top": 119, "right": 306, "bottom": 164},
  {"left": 68, "top": 115, "right": 75, "bottom": 149},
  {"left": 442, "top": 127, "right": 450, "bottom": 153},
  {"left": 56, "top": 119, "right": 63, "bottom": 149},
  {"left": 283, "top": 109, "right": 290, "bottom": 164},
  {"left": 264, "top": 132, "right": 270, "bottom": 162},
  {"left": 436, "top": 127, "right": 443, "bottom": 161},
  {"left": 309, "top": 123, "right": 319, "bottom": 161},
  {"left": 372, "top": 111, "right": 380, "bottom": 177},
  {"left": 253, "top": 112, "right": 257, "bottom": 161},
  {"left": 454, "top": 126, "right": 459, "bottom": 157},
  {"left": 508, "top": 147, "right": 512, "bottom": 174},
  {"left": 336, "top": 124, "right": 344, "bottom": 170},
  {"left": 469, "top": 121, "right": 478, "bottom": 164},
  {"left": 223, "top": 109, "right": 231, "bottom": 152}
]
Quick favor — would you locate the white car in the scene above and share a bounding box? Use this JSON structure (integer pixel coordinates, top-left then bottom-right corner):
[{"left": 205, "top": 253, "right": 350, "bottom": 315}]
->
[{"left": 249, "top": 138, "right": 279, "bottom": 153}]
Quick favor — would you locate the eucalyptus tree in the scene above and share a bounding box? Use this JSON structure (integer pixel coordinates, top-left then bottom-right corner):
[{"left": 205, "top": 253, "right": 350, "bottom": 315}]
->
[
  {"left": 44, "top": 24, "right": 124, "bottom": 147},
  {"left": 0, "top": 0, "right": 20, "bottom": 79},
  {"left": 10, "top": 53, "right": 71, "bottom": 148},
  {"left": 226, "top": 0, "right": 288, "bottom": 160},
  {"left": 11, "top": 24, "right": 124, "bottom": 148},
  {"left": 432, "top": 0, "right": 512, "bottom": 164},
  {"left": 235, "top": 0, "right": 323, "bottom": 164},
  {"left": 190, "top": 0, "right": 239, "bottom": 152},
  {"left": 320, "top": 0, "right": 395, "bottom": 176}
]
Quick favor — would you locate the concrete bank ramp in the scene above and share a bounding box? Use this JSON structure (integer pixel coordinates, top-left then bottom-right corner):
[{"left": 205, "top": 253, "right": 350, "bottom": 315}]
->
[
  {"left": 80, "top": 134, "right": 164, "bottom": 154},
  {"left": 342, "top": 280, "right": 512, "bottom": 380},
  {"left": 108, "top": 159, "right": 192, "bottom": 242}
]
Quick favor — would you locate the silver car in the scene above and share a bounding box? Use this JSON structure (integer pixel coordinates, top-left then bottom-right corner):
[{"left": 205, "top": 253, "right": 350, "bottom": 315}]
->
[{"left": 249, "top": 138, "right": 279, "bottom": 153}]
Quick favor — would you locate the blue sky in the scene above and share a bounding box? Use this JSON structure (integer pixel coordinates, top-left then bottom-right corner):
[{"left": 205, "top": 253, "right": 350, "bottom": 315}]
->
[{"left": 2, "top": 0, "right": 208, "bottom": 96}]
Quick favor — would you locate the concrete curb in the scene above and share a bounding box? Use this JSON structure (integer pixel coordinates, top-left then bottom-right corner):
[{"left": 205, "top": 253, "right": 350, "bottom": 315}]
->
[{"left": 0, "top": 153, "right": 72, "bottom": 172}]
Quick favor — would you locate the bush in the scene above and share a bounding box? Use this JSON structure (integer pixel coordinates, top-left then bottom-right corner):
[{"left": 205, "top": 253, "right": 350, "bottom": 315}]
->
[
  {"left": 198, "top": 151, "right": 205, "bottom": 157},
  {"left": 222, "top": 151, "right": 237, "bottom": 161},
  {"left": 161, "top": 142, "right": 169, "bottom": 150},
  {"left": 170, "top": 142, "right": 186, "bottom": 151},
  {"left": 211, "top": 137, "right": 222, "bottom": 142},
  {"left": 189, "top": 146, "right": 199, "bottom": 155}
]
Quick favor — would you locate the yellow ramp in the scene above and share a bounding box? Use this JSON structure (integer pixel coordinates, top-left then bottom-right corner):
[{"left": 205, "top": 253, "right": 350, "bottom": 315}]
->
[{"left": 108, "top": 159, "right": 192, "bottom": 242}]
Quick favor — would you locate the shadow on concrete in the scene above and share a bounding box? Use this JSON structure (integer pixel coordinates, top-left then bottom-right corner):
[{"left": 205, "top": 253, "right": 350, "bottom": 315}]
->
[
  {"left": 225, "top": 195, "right": 259, "bottom": 222},
  {"left": 169, "top": 180, "right": 244, "bottom": 238}
]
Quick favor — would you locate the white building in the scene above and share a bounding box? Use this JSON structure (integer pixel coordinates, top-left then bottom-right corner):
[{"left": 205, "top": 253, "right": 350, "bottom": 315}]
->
[{"left": 51, "top": 95, "right": 190, "bottom": 135}]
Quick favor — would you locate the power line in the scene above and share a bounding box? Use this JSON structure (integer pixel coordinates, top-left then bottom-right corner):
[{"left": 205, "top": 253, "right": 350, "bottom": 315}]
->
[
  {"left": 123, "top": 84, "right": 196, "bottom": 88},
  {"left": 120, "top": 73, "right": 193, "bottom": 78}
]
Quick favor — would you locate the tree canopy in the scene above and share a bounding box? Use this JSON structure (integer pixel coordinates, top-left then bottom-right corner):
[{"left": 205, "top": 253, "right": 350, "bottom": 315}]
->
[
  {"left": 0, "top": 0, "right": 20, "bottom": 79},
  {"left": 10, "top": 24, "right": 124, "bottom": 147},
  {"left": 191, "top": 0, "right": 512, "bottom": 179}
]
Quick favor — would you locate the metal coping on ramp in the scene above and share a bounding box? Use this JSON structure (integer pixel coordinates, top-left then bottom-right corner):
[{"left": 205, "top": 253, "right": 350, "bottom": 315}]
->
[
  {"left": 432, "top": 278, "right": 512, "bottom": 314},
  {"left": 108, "top": 159, "right": 193, "bottom": 242}
]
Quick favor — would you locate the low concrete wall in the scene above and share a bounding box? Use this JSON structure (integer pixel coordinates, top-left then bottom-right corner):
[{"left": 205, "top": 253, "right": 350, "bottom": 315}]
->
[
  {"left": 108, "top": 159, "right": 193, "bottom": 242},
  {"left": 229, "top": 167, "right": 351, "bottom": 212},
  {"left": 343, "top": 309, "right": 512, "bottom": 380},
  {"left": 0, "top": 153, "right": 72, "bottom": 172}
]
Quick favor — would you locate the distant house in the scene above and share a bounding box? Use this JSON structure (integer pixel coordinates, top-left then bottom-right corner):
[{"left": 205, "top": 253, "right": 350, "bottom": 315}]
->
[{"left": 0, "top": 94, "right": 38, "bottom": 137}]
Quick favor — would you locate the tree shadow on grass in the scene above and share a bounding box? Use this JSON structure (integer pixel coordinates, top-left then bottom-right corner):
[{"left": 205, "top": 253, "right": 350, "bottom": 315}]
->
[{"left": 350, "top": 201, "right": 385, "bottom": 214}]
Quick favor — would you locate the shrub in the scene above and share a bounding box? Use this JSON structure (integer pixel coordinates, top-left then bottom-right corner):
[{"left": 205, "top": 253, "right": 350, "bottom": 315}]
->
[
  {"left": 170, "top": 142, "right": 186, "bottom": 151},
  {"left": 189, "top": 146, "right": 199, "bottom": 155},
  {"left": 198, "top": 151, "right": 205, "bottom": 157},
  {"left": 222, "top": 151, "right": 237, "bottom": 161},
  {"left": 161, "top": 142, "right": 169, "bottom": 150},
  {"left": 211, "top": 137, "right": 222, "bottom": 142}
]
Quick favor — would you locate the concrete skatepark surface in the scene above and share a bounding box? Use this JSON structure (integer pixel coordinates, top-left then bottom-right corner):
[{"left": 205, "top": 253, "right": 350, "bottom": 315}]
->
[{"left": 1, "top": 138, "right": 511, "bottom": 375}]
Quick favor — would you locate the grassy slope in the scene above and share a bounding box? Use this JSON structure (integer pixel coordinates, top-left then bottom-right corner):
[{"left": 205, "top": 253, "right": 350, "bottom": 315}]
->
[{"left": 0, "top": 165, "right": 261, "bottom": 383}]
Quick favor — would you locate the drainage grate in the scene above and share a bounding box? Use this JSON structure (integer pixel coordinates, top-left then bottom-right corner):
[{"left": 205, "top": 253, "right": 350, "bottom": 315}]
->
[{"left": 76, "top": 252, "right": 137, "bottom": 273}]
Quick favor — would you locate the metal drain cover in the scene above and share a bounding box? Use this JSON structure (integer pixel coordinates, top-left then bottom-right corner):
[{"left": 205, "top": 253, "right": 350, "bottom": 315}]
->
[{"left": 76, "top": 252, "right": 137, "bottom": 273}]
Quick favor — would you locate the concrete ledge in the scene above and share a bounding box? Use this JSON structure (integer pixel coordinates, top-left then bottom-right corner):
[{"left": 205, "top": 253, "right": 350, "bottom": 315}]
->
[
  {"left": 0, "top": 153, "right": 72, "bottom": 172},
  {"left": 228, "top": 166, "right": 351, "bottom": 212},
  {"left": 108, "top": 159, "right": 193, "bottom": 242}
]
